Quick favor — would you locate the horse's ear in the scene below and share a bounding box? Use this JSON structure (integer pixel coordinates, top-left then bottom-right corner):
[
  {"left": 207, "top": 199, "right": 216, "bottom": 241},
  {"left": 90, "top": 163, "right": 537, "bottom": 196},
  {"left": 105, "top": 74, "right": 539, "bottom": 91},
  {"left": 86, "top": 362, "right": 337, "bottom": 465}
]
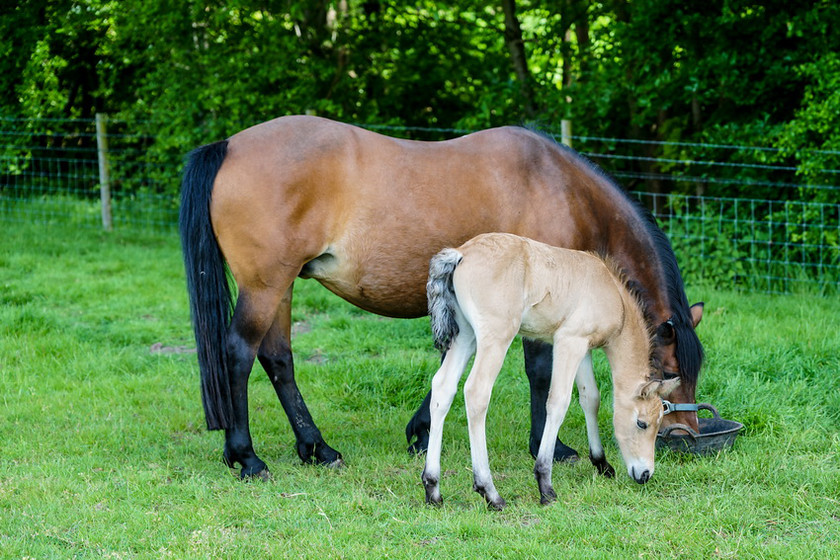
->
[
  {"left": 690, "top": 302, "right": 704, "bottom": 328},
  {"left": 637, "top": 378, "right": 681, "bottom": 399},
  {"left": 656, "top": 321, "right": 675, "bottom": 344}
]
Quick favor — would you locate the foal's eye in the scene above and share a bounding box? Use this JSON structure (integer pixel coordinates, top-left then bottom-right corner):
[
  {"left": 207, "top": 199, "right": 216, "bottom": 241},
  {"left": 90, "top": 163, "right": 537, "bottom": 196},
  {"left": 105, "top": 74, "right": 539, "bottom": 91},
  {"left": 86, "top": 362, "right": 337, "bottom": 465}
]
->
[{"left": 636, "top": 419, "right": 648, "bottom": 430}]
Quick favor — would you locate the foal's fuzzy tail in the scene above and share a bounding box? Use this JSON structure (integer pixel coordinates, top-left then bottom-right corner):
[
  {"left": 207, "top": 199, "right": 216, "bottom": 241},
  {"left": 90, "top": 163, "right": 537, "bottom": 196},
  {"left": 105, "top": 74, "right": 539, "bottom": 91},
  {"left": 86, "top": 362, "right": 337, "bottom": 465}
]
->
[
  {"left": 179, "top": 140, "right": 233, "bottom": 431},
  {"left": 427, "top": 248, "right": 463, "bottom": 352}
]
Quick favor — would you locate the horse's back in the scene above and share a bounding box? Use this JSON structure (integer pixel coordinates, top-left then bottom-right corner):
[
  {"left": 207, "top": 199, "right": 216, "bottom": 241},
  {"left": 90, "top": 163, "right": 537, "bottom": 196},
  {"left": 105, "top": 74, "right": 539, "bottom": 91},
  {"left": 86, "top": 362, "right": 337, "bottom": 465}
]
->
[{"left": 207, "top": 116, "right": 636, "bottom": 319}]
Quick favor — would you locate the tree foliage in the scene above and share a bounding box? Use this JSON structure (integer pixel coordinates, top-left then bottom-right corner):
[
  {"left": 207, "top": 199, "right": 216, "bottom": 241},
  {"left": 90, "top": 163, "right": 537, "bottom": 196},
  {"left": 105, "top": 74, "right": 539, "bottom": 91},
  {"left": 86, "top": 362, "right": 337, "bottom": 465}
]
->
[{"left": 2, "top": 0, "right": 838, "bottom": 201}]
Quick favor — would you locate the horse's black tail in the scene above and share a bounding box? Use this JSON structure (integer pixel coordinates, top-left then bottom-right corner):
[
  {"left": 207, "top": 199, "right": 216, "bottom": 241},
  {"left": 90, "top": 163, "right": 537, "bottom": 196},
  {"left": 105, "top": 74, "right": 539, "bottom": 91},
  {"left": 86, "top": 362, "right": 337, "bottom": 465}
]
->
[
  {"left": 427, "top": 248, "right": 463, "bottom": 352},
  {"left": 179, "top": 140, "right": 233, "bottom": 431}
]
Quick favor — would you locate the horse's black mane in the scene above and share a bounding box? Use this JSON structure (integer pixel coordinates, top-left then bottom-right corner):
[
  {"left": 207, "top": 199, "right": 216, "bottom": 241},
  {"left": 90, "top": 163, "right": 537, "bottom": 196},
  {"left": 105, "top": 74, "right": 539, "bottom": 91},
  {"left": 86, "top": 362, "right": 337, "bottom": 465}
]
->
[{"left": 531, "top": 127, "right": 704, "bottom": 384}]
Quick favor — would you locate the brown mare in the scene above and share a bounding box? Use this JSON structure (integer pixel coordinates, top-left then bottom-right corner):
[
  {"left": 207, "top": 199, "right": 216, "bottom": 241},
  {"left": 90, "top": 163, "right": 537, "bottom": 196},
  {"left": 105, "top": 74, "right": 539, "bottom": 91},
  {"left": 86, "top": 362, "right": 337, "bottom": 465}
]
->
[
  {"left": 179, "top": 115, "right": 704, "bottom": 479},
  {"left": 423, "top": 233, "right": 680, "bottom": 509}
]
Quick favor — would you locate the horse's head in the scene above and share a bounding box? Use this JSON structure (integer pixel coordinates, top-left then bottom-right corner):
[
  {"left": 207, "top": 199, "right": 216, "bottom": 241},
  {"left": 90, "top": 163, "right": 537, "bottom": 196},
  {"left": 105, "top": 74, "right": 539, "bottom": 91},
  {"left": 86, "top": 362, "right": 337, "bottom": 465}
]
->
[
  {"left": 613, "top": 377, "right": 680, "bottom": 484},
  {"left": 655, "top": 302, "right": 704, "bottom": 431}
]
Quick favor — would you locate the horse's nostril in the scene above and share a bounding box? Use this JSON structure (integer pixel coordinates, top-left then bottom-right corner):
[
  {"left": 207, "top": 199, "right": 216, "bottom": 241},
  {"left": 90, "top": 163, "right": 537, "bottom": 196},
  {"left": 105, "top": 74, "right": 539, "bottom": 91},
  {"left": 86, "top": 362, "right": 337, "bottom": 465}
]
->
[{"left": 636, "top": 469, "right": 651, "bottom": 484}]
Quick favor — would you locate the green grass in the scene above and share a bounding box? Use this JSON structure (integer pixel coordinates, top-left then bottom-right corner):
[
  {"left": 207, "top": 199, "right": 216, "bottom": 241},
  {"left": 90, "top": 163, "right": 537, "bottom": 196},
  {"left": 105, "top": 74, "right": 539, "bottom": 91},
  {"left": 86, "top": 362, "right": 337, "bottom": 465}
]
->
[{"left": 1, "top": 220, "right": 839, "bottom": 559}]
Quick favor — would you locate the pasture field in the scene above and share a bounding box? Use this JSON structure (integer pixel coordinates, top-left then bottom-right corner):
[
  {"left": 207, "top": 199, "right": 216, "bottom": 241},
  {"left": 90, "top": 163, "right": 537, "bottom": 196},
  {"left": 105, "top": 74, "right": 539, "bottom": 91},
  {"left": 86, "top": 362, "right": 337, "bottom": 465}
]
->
[{"left": 1, "top": 220, "right": 839, "bottom": 559}]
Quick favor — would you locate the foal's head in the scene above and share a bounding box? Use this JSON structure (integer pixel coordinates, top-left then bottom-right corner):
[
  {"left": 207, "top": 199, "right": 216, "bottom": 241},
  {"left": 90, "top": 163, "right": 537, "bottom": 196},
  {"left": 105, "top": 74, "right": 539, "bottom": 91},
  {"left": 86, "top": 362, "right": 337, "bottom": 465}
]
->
[
  {"left": 613, "top": 377, "right": 680, "bottom": 484},
  {"left": 607, "top": 264, "right": 680, "bottom": 484}
]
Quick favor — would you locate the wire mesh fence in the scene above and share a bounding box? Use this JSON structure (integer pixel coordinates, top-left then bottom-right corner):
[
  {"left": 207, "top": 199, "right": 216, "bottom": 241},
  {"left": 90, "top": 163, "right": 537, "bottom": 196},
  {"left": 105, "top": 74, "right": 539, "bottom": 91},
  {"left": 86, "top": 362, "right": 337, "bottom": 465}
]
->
[
  {"left": 0, "top": 116, "right": 178, "bottom": 230},
  {"left": 1, "top": 116, "right": 837, "bottom": 294}
]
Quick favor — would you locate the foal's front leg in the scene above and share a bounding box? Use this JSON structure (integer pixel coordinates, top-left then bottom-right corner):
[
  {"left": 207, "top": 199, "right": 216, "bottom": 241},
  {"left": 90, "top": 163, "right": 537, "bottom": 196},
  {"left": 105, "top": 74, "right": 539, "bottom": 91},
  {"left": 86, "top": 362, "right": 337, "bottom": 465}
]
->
[
  {"left": 534, "top": 338, "right": 588, "bottom": 505},
  {"left": 523, "top": 339, "right": 580, "bottom": 462},
  {"left": 575, "top": 352, "right": 614, "bottom": 477}
]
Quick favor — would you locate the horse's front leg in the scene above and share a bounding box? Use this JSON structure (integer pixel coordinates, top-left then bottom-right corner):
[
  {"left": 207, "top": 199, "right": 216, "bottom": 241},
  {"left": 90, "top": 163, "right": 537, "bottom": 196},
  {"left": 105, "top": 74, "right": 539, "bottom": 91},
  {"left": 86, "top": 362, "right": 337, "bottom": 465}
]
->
[
  {"left": 406, "top": 392, "right": 432, "bottom": 455},
  {"left": 258, "top": 288, "right": 342, "bottom": 468},
  {"left": 406, "top": 349, "right": 447, "bottom": 454},
  {"left": 523, "top": 339, "right": 579, "bottom": 462}
]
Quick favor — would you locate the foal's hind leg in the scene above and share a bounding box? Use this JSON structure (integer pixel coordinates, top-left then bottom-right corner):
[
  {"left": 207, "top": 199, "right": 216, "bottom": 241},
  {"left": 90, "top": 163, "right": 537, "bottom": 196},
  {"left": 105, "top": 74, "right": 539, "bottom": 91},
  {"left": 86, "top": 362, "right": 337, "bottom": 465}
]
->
[
  {"left": 422, "top": 328, "right": 475, "bottom": 506},
  {"left": 464, "top": 337, "right": 514, "bottom": 511},
  {"left": 258, "top": 285, "right": 342, "bottom": 467},
  {"left": 575, "top": 352, "right": 614, "bottom": 477},
  {"left": 523, "top": 339, "right": 579, "bottom": 462}
]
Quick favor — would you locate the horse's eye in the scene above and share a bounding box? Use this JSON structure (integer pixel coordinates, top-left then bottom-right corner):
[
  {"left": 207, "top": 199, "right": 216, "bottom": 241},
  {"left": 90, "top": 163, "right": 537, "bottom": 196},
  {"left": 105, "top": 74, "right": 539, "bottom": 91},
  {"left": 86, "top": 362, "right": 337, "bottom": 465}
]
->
[{"left": 637, "top": 419, "right": 648, "bottom": 430}]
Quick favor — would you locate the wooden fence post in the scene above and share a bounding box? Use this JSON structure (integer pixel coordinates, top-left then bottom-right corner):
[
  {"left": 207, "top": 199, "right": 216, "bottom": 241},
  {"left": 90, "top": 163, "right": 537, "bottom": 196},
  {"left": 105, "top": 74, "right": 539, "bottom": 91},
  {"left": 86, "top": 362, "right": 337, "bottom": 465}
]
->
[
  {"left": 95, "top": 113, "right": 113, "bottom": 232},
  {"left": 561, "top": 119, "right": 572, "bottom": 148}
]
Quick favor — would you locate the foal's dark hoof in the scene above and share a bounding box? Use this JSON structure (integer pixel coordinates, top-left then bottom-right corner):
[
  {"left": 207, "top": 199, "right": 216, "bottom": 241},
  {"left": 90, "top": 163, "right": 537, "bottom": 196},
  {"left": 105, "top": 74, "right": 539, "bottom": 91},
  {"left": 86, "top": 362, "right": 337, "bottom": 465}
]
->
[
  {"left": 539, "top": 489, "right": 557, "bottom": 505},
  {"left": 590, "top": 452, "right": 615, "bottom": 478},
  {"left": 487, "top": 497, "right": 506, "bottom": 511}
]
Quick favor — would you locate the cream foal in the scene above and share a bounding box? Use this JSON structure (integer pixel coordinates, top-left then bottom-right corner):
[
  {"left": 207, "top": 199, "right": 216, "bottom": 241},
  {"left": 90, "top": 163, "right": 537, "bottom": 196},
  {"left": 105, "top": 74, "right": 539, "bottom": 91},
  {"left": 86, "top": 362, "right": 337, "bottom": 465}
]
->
[{"left": 422, "top": 233, "right": 679, "bottom": 510}]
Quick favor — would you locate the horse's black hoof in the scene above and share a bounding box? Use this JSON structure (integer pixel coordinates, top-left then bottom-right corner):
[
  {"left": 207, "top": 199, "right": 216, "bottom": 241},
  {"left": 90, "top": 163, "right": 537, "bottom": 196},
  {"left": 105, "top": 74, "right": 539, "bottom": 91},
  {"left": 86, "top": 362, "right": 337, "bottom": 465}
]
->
[
  {"left": 530, "top": 438, "right": 580, "bottom": 463},
  {"left": 407, "top": 441, "right": 428, "bottom": 455},
  {"left": 223, "top": 449, "right": 269, "bottom": 480},
  {"left": 407, "top": 431, "right": 430, "bottom": 455},
  {"left": 323, "top": 456, "right": 345, "bottom": 469},
  {"left": 298, "top": 440, "right": 343, "bottom": 467},
  {"left": 241, "top": 467, "right": 272, "bottom": 481},
  {"left": 553, "top": 440, "right": 580, "bottom": 463},
  {"left": 315, "top": 447, "right": 343, "bottom": 468},
  {"left": 597, "top": 462, "right": 615, "bottom": 478}
]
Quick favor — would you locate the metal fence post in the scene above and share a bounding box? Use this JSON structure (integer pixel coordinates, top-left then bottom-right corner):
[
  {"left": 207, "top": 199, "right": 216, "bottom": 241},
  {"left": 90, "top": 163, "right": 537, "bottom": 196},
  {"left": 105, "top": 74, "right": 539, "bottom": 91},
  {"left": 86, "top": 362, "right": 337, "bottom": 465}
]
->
[
  {"left": 95, "top": 112, "right": 113, "bottom": 232},
  {"left": 560, "top": 119, "right": 572, "bottom": 147}
]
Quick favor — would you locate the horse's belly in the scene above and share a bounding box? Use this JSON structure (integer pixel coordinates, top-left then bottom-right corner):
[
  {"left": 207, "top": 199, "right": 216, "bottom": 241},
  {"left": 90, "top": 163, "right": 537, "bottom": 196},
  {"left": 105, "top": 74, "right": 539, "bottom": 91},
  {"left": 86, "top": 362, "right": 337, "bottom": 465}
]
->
[{"left": 300, "top": 250, "right": 429, "bottom": 318}]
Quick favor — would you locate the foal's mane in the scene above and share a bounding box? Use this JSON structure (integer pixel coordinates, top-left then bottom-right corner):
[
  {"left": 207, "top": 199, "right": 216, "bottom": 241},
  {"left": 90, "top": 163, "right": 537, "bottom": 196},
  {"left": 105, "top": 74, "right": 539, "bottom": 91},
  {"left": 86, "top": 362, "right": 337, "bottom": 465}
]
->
[
  {"left": 600, "top": 254, "right": 659, "bottom": 373},
  {"left": 529, "top": 126, "right": 704, "bottom": 385}
]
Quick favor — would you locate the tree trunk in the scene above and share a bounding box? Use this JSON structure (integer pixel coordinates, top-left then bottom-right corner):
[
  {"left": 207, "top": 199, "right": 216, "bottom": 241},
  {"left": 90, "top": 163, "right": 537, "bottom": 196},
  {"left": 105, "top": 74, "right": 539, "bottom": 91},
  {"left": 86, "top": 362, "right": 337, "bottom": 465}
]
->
[{"left": 501, "top": 0, "right": 537, "bottom": 118}]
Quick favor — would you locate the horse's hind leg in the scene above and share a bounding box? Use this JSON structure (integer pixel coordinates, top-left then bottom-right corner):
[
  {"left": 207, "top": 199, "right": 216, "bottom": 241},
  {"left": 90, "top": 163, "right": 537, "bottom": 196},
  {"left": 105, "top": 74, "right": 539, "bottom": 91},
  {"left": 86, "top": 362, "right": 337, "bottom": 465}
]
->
[
  {"left": 257, "top": 285, "right": 342, "bottom": 467},
  {"left": 523, "top": 339, "right": 579, "bottom": 462},
  {"left": 222, "top": 291, "right": 278, "bottom": 478},
  {"left": 575, "top": 352, "right": 615, "bottom": 477}
]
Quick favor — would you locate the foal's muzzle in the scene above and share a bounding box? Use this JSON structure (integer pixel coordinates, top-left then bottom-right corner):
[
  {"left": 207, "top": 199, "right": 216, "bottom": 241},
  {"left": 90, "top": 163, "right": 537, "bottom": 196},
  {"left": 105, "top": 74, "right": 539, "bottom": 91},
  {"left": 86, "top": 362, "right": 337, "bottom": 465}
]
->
[{"left": 631, "top": 466, "right": 651, "bottom": 484}]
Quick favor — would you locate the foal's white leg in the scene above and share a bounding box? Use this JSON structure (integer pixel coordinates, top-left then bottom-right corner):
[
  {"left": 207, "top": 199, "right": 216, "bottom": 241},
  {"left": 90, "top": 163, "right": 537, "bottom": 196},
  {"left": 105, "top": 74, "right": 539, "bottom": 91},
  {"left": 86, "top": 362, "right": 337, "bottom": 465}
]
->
[
  {"left": 422, "top": 327, "right": 476, "bottom": 506},
  {"left": 576, "top": 352, "right": 615, "bottom": 477},
  {"left": 534, "top": 338, "right": 589, "bottom": 504},
  {"left": 463, "top": 336, "right": 514, "bottom": 511}
]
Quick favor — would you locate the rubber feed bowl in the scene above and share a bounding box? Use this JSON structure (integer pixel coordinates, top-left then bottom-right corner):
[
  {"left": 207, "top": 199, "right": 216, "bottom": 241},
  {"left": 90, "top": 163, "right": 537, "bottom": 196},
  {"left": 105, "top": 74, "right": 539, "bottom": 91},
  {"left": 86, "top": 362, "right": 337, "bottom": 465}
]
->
[{"left": 656, "top": 403, "right": 743, "bottom": 456}]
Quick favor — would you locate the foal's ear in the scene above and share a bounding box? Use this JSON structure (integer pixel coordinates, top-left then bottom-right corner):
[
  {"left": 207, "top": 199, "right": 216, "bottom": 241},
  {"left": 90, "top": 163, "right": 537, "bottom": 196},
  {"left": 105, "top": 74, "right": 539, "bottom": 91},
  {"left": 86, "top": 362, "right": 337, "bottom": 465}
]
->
[
  {"left": 637, "top": 377, "right": 681, "bottom": 399},
  {"left": 690, "top": 302, "right": 704, "bottom": 328}
]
